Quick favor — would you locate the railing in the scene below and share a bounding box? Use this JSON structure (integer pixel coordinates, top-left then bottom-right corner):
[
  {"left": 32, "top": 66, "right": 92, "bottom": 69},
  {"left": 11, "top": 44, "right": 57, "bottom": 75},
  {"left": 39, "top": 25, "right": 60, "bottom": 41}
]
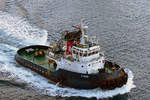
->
[{"left": 15, "top": 54, "right": 51, "bottom": 76}]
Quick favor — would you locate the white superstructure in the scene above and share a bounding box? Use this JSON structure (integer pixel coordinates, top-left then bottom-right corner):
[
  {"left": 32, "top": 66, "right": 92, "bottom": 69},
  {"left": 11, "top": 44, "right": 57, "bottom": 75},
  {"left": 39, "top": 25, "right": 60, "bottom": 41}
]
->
[
  {"left": 59, "top": 46, "right": 105, "bottom": 74},
  {"left": 47, "top": 19, "right": 105, "bottom": 74}
]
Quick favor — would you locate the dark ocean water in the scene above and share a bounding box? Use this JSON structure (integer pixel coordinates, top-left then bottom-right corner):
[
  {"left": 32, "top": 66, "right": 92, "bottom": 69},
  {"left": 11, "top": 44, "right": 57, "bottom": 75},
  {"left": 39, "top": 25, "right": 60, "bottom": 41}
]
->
[{"left": 0, "top": 0, "right": 150, "bottom": 100}]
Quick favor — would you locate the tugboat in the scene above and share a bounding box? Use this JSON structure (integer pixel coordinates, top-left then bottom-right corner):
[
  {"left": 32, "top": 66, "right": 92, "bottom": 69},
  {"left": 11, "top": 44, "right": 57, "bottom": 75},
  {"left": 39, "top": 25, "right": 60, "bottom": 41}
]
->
[{"left": 15, "top": 19, "right": 128, "bottom": 90}]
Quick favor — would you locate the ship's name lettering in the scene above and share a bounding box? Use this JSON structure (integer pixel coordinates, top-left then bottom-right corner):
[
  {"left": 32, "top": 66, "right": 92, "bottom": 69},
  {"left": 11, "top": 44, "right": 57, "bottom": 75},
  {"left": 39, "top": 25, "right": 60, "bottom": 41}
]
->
[{"left": 81, "top": 75, "right": 89, "bottom": 78}]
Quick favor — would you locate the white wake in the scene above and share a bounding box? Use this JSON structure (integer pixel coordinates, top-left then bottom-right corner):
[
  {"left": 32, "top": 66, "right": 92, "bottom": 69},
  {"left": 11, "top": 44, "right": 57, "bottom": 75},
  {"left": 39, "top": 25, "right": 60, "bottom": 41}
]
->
[
  {"left": 1, "top": 62, "right": 136, "bottom": 99},
  {"left": 0, "top": 11, "right": 135, "bottom": 99},
  {"left": 0, "top": 11, "right": 48, "bottom": 47}
]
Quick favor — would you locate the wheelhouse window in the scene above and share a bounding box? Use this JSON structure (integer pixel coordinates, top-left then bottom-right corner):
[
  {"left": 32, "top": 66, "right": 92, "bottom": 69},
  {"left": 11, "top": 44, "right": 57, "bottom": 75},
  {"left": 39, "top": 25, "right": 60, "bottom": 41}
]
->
[
  {"left": 83, "top": 51, "right": 88, "bottom": 57},
  {"left": 92, "top": 52, "right": 95, "bottom": 55},
  {"left": 96, "top": 51, "right": 98, "bottom": 54},
  {"left": 88, "top": 52, "right": 92, "bottom": 56},
  {"left": 80, "top": 52, "right": 82, "bottom": 56},
  {"left": 83, "top": 53, "right": 87, "bottom": 57}
]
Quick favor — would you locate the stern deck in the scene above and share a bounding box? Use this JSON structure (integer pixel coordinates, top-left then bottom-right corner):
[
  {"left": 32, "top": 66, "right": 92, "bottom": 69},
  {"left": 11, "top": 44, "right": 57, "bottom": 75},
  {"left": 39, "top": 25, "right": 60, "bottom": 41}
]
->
[{"left": 19, "top": 49, "right": 56, "bottom": 72}]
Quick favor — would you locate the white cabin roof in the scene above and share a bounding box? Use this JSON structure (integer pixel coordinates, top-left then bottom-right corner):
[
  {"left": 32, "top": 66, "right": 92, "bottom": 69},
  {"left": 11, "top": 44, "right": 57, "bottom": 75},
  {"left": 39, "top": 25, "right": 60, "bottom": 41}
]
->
[{"left": 72, "top": 45, "right": 100, "bottom": 53}]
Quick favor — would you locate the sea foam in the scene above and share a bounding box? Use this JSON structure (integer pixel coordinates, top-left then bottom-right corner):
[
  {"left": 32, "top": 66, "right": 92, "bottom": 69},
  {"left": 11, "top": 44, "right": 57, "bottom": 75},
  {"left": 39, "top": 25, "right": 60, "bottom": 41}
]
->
[
  {"left": 0, "top": 63, "right": 135, "bottom": 99},
  {"left": 0, "top": 11, "right": 48, "bottom": 47}
]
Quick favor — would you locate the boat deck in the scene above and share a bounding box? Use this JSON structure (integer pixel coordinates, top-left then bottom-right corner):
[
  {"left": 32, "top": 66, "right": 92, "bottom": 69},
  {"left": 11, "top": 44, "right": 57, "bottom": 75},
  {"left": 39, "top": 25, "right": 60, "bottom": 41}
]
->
[{"left": 19, "top": 50, "right": 56, "bottom": 72}]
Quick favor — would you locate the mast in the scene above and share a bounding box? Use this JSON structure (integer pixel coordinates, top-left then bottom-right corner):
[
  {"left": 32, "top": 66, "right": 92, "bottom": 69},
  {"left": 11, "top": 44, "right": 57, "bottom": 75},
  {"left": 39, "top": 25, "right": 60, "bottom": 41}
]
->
[{"left": 80, "top": 18, "right": 88, "bottom": 45}]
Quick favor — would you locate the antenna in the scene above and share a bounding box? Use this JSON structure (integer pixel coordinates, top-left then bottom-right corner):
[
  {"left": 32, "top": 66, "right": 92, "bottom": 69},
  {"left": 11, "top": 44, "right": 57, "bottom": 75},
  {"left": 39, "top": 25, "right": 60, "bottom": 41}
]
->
[{"left": 80, "top": 18, "right": 88, "bottom": 45}]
